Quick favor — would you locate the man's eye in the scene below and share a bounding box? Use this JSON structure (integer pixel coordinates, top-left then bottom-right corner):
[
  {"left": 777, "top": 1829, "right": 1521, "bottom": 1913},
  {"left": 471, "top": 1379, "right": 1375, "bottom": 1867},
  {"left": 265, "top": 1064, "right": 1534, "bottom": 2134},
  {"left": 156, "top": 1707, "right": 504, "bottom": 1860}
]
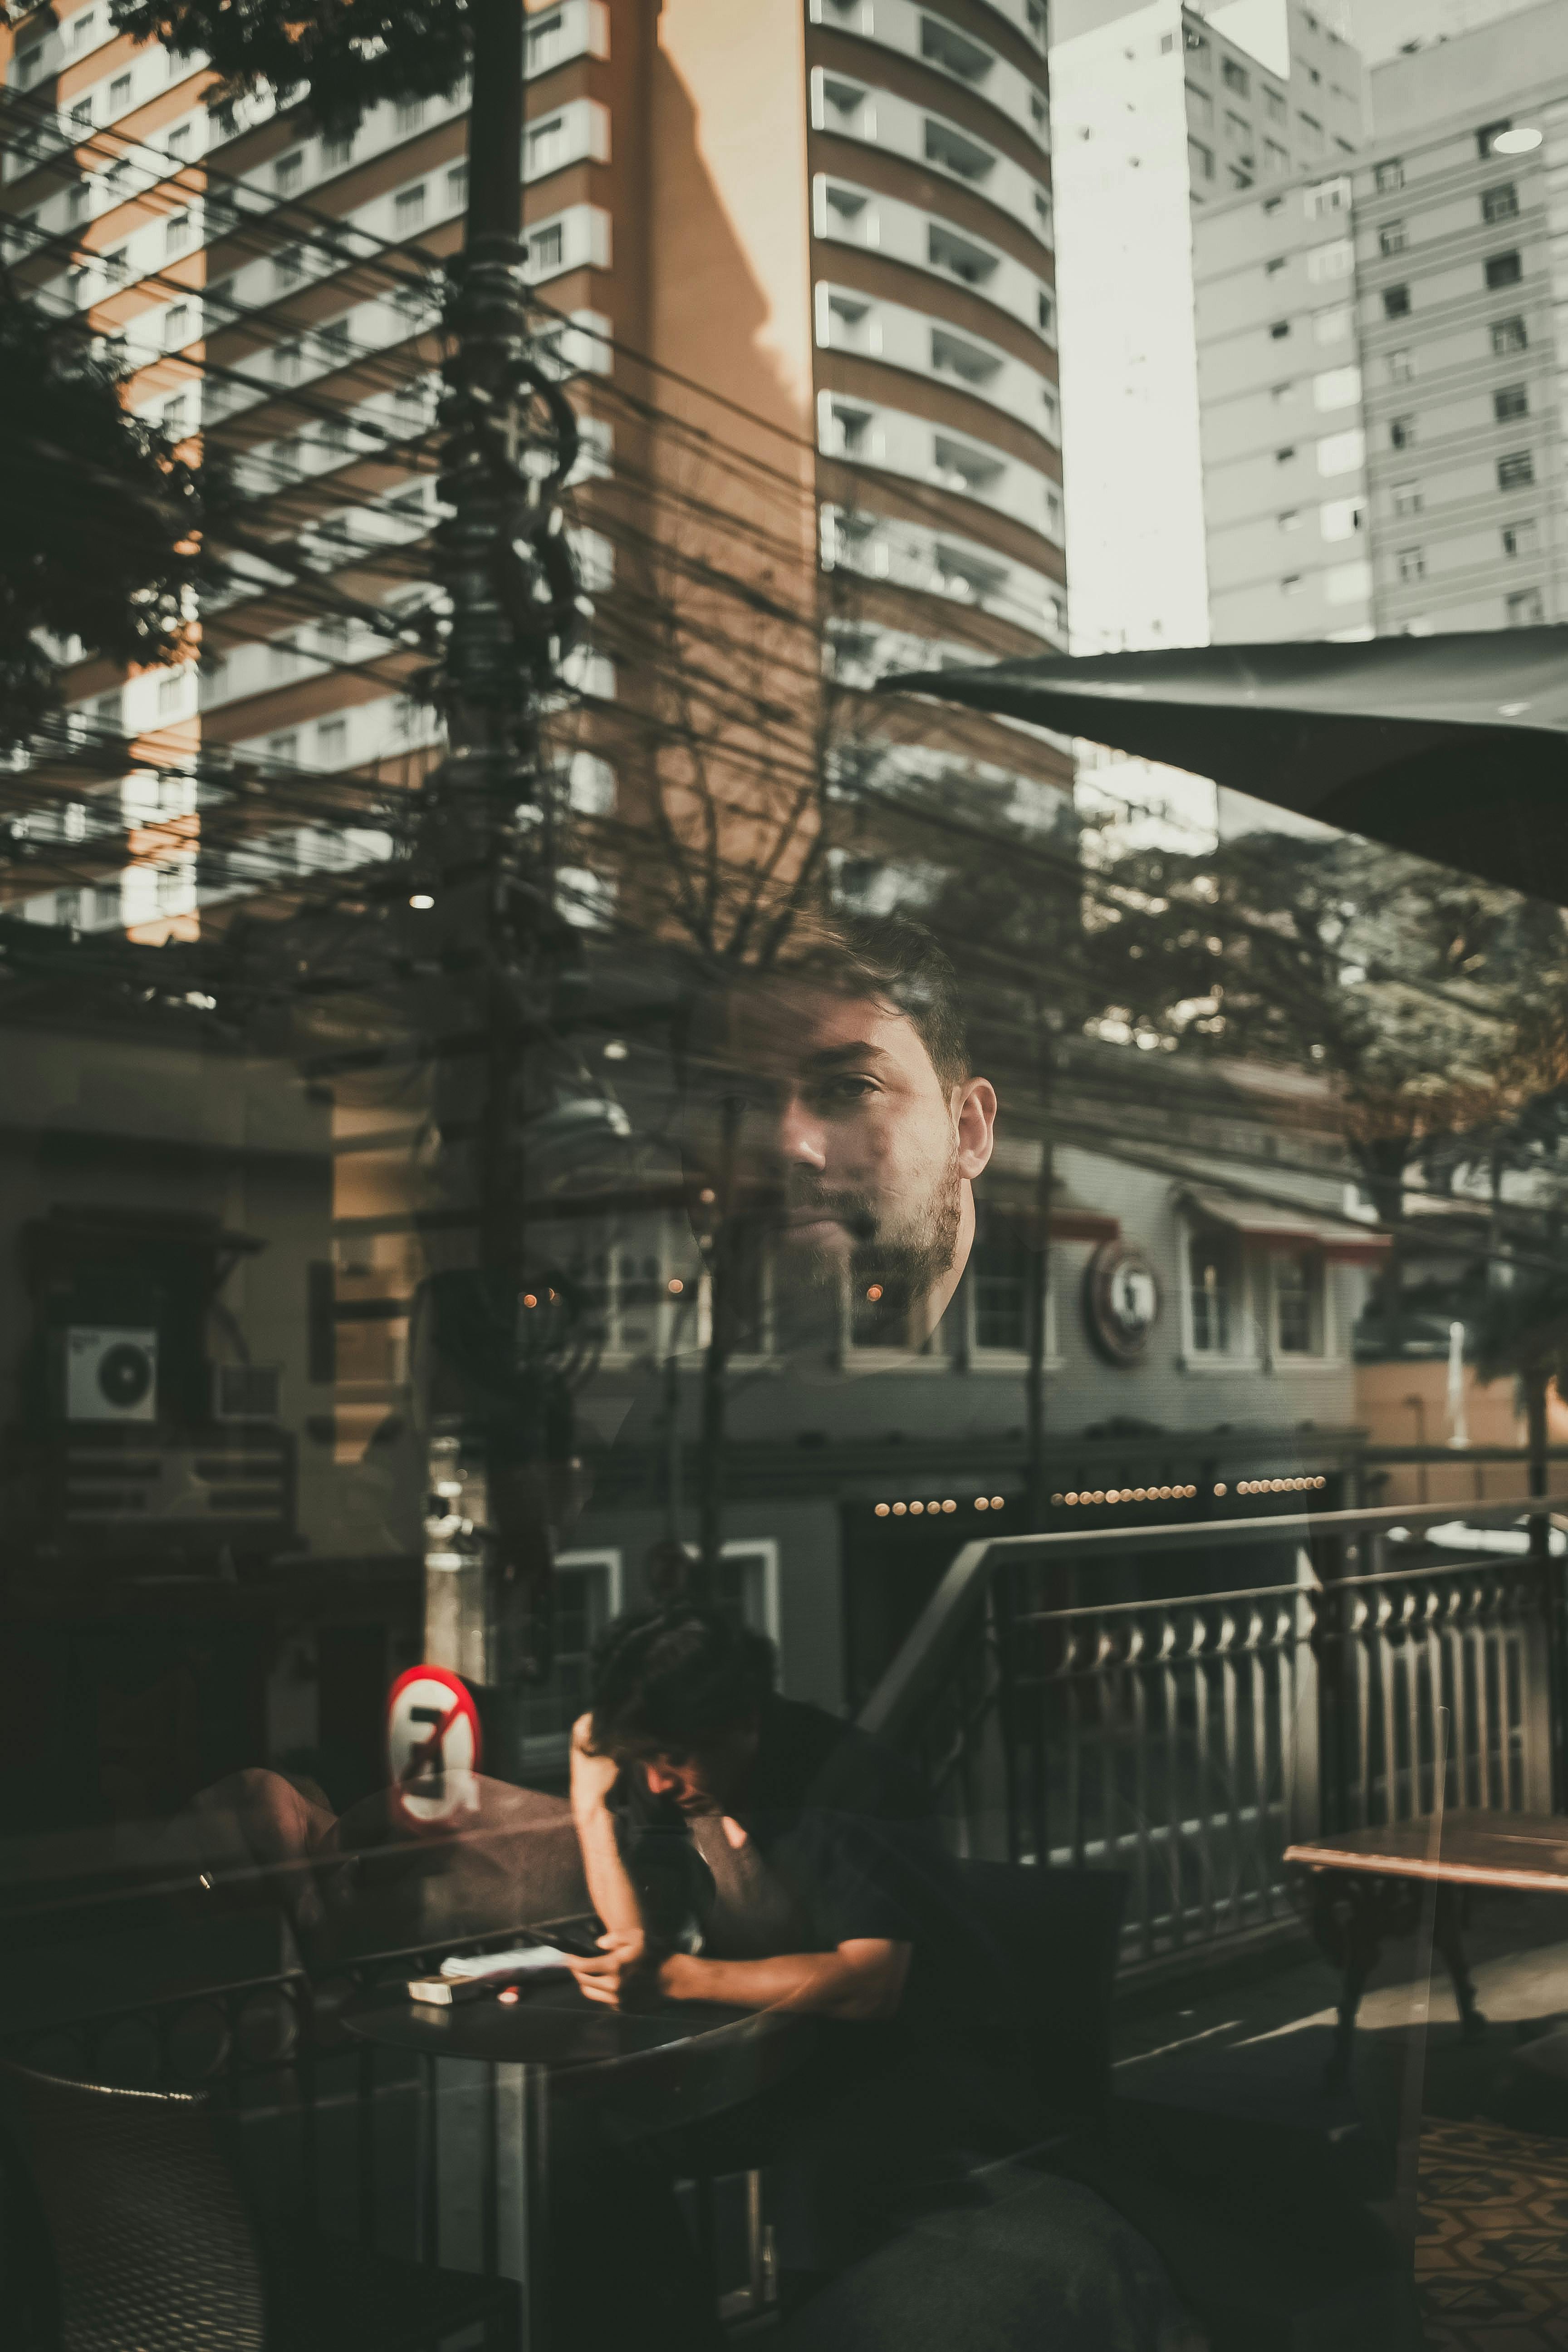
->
[{"left": 821, "top": 1076, "right": 877, "bottom": 1101}]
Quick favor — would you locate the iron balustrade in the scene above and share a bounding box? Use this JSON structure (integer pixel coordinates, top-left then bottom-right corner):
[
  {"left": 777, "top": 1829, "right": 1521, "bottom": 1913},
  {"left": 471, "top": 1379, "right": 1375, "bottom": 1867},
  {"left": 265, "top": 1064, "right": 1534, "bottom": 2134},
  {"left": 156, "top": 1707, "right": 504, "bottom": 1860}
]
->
[{"left": 858, "top": 1494, "right": 1568, "bottom": 1967}]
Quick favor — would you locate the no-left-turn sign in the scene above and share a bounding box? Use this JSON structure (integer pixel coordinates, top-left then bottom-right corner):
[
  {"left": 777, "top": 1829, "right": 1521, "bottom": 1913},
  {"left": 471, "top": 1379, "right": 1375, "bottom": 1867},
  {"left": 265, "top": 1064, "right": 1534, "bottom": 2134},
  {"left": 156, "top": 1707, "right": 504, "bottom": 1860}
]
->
[{"left": 386, "top": 1665, "right": 482, "bottom": 1831}]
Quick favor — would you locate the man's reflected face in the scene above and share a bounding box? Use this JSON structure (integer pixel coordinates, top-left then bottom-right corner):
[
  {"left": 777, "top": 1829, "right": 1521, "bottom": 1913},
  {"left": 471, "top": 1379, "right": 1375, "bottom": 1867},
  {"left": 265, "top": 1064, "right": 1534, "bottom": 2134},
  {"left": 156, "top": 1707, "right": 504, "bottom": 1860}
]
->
[{"left": 684, "top": 985, "right": 989, "bottom": 1308}]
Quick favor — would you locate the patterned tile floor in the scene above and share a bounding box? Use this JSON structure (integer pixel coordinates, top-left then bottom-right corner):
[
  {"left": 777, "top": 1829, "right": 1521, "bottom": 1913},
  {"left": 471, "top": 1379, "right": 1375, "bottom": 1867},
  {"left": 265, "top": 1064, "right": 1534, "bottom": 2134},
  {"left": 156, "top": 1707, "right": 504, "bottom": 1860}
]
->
[{"left": 1419, "top": 2117, "right": 1568, "bottom": 2352}]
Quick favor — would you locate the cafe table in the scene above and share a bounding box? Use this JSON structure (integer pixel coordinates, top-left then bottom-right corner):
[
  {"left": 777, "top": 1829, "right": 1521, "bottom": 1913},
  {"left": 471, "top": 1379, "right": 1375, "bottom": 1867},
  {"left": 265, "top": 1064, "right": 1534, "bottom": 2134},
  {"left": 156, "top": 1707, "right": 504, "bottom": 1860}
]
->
[
  {"left": 344, "top": 1970, "right": 810, "bottom": 2352},
  {"left": 1284, "top": 1811, "right": 1568, "bottom": 2083}
]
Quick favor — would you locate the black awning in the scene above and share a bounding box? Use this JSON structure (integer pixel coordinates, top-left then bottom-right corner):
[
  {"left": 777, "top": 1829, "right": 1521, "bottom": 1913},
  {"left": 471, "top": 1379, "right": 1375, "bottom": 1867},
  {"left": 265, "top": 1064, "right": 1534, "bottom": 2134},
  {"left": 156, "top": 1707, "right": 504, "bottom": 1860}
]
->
[{"left": 880, "top": 628, "right": 1568, "bottom": 903}]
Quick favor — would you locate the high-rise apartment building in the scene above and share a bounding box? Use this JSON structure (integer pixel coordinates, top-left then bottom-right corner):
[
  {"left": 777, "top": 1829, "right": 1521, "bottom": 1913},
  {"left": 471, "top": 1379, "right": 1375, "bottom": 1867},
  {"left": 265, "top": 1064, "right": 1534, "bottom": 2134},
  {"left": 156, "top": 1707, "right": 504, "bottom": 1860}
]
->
[
  {"left": 1194, "top": 0, "right": 1568, "bottom": 639},
  {"left": 0, "top": 0, "right": 1068, "bottom": 956},
  {"left": 1051, "top": 0, "right": 1366, "bottom": 656}
]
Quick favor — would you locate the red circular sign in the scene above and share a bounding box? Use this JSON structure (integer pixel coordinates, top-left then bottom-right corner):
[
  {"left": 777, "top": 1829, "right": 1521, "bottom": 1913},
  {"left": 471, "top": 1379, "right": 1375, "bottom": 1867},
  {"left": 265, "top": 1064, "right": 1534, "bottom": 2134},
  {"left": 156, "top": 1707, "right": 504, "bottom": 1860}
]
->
[{"left": 385, "top": 1665, "right": 482, "bottom": 1832}]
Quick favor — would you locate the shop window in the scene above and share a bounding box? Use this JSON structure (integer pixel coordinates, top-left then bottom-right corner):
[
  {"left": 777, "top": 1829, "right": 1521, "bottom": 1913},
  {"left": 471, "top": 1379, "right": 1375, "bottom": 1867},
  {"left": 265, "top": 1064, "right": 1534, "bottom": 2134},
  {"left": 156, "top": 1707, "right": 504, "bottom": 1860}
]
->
[{"left": 1274, "top": 1251, "right": 1325, "bottom": 1355}]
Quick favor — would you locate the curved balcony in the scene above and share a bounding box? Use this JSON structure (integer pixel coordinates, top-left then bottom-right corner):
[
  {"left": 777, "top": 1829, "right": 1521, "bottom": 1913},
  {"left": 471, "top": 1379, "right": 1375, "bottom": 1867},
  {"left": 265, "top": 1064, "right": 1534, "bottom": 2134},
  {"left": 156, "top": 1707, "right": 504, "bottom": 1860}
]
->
[
  {"left": 817, "top": 279, "right": 1058, "bottom": 445},
  {"left": 810, "top": 69, "right": 1052, "bottom": 248},
  {"left": 813, "top": 173, "right": 1054, "bottom": 340},
  {"left": 809, "top": 0, "right": 1048, "bottom": 152}
]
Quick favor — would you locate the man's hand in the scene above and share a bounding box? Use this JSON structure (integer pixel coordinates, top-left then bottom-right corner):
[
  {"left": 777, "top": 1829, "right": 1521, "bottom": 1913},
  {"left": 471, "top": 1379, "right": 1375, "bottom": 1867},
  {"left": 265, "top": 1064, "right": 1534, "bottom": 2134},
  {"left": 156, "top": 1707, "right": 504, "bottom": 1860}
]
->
[
  {"left": 564, "top": 1928, "right": 650, "bottom": 2009},
  {"left": 569, "top": 1712, "right": 620, "bottom": 1820}
]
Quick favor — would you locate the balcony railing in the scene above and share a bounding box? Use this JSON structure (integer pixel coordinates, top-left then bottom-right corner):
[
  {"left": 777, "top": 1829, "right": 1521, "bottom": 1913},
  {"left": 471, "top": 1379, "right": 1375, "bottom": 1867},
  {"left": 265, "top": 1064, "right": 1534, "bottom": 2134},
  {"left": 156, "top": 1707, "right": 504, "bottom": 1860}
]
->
[{"left": 858, "top": 1493, "right": 1568, "bottom": 1968}]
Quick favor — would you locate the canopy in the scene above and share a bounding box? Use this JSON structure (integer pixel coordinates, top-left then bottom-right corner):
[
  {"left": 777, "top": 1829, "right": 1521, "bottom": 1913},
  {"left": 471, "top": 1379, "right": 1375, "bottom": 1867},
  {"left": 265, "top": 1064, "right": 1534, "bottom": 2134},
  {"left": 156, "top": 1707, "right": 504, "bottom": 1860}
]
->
[
  {"left": 1181, "top": 1187, "right": 1390, "bottom": 1264},
  {"left": 881, "top": 628, "right": 1568, "bottom": 904}
]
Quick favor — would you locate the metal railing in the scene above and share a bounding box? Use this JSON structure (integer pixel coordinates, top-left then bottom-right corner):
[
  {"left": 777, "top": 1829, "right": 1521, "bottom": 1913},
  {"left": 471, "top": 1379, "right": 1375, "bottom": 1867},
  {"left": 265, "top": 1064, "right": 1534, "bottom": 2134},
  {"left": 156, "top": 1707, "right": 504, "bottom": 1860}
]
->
[{"left": 859, "top": 1494, "right": 1568, "bottom": 1966}]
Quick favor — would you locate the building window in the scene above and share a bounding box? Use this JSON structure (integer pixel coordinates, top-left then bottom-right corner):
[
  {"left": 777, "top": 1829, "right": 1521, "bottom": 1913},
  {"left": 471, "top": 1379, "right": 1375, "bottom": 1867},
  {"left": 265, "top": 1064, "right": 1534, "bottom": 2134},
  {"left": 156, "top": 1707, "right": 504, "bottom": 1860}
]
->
[
  {"left": 1274, "top": 445, "right": 1297, "bottom": 464},
  {"left": 1037, "top": 289, "right": 1054, "bottom": 333},
  {"left": 273, "top": 245, "right": 304, "bottom": 286},
  {"left": 1278, "top": 508, "right": 1301, "bottom": 531},
  {"left": 1375, "top": 158, "right": 1403, "bottom": 192},
  {"left": 1503, "top": 520, "right": 1539, "bottom": 557},
  {"left": 1477, "top": 120, "right": 1513, "bottom": 159},
  {"left": 528, "top": 115, "right": 566, "bottom": 175},
  {"left": 1274, "top": 1252, "right": 1325, "bottom": 1356},
  {"left": 528, "top": 222, "right": 564, "bottom": 272},
  {"left": 1265, "top": 256, "right": 1286, "bottom": 277},
  {"left": 316, "top": 717, "right": 348, "bottom": 763},
  {"left": 1485, "top": 250, "right": 1522, "bottom": 289},
  {"left": 1264, "top": 140, "right": 1289, "bottom": 176},
  {"left": 322, "top": 130, "right": 354, "bottom": 168},
  {"left": 108, "top": 72, "right": 132, "bottom": 111},
  {"left": 1382, "top": 284, "right": 1410, "bottom": 319},
  {"left": 1396, "top": 546, "right": 1425, "bottom": 582},
  {"left": 1388, "top": 346, "right": 1413, "bottom": 382},
  {"left": 394, "top": 184, "right": 426, "bottom": 232},
  {"left": 1281, "top": 572, "right": 1303, "bottom": 594},
  {"left": 1507, "top": 586, "right": 1544, "bottom": 626},
  {"left": 925, "top": 117, "right": 995, "bottom": 183},
  {"left": 1498, "top": 450, "right": 1535, "bottom": 488},
  {"left": 1188, "top": 84, "right": 1214, "bottom": 131},
  {"left": 1482, "top": 181, "right": 1519, "bottom": 223},
  {"left": 970, "top": 1205, "right": 1034, "bottom": 1356},
  {"left": 920, "top": 15, "right": 994, "bottom": 83},
  {"left": 165, "top": 210, "right": 192, "bottom": 254},
  {"left": 1491, "top": 316, "right": 1528, "bottom": 354},
  {"left": 1189, "top": 139, "right": 1215, "bottom": 182},
  {"left": 274, "top": 149, "right": 303, "bottom": 193},
  {"left": 274, "top": 341, "right": 303, "bottom": 382},
  {"left": 526, "top": 9, "right": 565, "bottom": 73},
  {"left": 1189, "top": 1231, "right": 1239, "bottom": 1356},
  {"left": 1221, "top": 56, "right": 1250, "bottom": 94},
  {"left": 1392, "top": 480, "right": 1421, "bottom": 516},
  {"left": 1379, "top": 221, "right": 1406, "bottom": 256},
  {"left": 394, "top": 96, "right": 425, "bottom": 133},
  {"left": 1494, "top": 383, "right": 1529, "bottom": 421},
  {"left": 1269, "top": 318, "right": 1290, "bottom": 339},
  {"left": 447, "top": 163, "right": 468, "bottom": 208},
  {"left": 1265, "top": 87, "right": 1286, "bottom": 122},
  {"left": 1390, "top": 415, "right": 1415, "bottom": 450}
]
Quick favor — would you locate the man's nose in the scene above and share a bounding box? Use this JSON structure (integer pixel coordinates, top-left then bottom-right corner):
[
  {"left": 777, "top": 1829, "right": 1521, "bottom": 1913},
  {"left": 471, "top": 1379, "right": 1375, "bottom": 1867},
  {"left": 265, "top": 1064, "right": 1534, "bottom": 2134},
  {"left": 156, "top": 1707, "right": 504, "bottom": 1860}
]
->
[{"left": 774, "top": 1089, "right": 827, "bottom": 1171}]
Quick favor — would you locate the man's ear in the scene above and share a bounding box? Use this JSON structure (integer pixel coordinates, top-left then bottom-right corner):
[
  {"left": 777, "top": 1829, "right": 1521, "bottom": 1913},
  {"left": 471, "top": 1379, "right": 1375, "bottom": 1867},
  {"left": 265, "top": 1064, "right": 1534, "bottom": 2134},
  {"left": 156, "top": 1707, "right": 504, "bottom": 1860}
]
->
[{"left": 955, "top": 1076, "right": 997, "bottom": 1182}]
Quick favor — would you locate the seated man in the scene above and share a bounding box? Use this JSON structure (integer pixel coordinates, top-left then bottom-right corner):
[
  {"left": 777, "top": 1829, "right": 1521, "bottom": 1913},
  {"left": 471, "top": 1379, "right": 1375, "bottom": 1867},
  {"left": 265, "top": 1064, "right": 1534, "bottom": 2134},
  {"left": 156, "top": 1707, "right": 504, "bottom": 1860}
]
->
[{"left": 566, "top": 1603, "right": 1044, "bottom": 2305}]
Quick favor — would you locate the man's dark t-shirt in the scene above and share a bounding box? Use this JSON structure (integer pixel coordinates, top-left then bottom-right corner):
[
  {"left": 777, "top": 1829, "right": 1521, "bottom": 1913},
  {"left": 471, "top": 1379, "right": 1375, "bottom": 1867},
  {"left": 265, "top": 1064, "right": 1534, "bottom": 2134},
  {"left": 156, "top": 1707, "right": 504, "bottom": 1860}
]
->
[{"left": 612, "top": 1694, "right": 1018, "bottom": 2060}]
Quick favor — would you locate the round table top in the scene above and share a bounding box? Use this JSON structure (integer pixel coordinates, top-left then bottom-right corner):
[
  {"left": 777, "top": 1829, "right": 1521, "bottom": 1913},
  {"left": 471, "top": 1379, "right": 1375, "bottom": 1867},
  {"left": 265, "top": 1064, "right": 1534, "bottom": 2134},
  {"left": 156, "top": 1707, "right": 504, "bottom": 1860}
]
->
[{"left": 343, "top": 1978, "right": 810, "bottom": 2125}]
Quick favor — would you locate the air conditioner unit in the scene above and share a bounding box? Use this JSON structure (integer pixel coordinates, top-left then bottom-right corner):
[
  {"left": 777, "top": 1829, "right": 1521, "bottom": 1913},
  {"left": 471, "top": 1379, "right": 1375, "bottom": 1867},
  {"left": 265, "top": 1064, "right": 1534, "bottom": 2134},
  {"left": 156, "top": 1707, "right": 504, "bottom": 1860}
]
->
[
  {"left": 213, "top": 1362, "right": 283, "bottom": 1422},
  {"left": 66, "top": 1326, "right": 158, "bottom": 1423}
]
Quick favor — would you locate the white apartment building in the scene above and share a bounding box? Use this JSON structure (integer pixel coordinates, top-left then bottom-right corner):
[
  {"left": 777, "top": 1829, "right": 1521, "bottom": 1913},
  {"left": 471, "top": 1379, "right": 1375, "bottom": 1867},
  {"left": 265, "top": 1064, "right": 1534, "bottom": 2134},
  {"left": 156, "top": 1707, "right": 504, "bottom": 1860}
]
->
[
  {"left": 1195, "top": 0, "right": 1568, "bottom": 639},
  {"left": 1051, "top": 0, "right": 1366, "bottom": 657}
]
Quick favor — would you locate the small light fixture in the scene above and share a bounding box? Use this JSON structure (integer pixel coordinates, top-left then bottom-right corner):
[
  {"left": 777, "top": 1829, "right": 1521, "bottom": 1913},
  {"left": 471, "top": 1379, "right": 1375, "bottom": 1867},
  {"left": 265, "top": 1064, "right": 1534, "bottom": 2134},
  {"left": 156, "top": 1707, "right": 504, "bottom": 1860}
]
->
[
  {"left": 699, "top": 1188, "right": 716, "bottom": 1205},
  {"left": 522, "top": 1293, "right": 537, "bottom": 1309},
  {"left": 942, "top": 1498, "right": 956, "bottom": 1513},
  {"left": 1493, "top": 124, "right": 1542, "bottom": 154},
  {"left": 990, "top": 1495, "right": 1004, "bottom": 1510},
  {"left": 865, "top": 1283, "right": 883, "bottom": 1302},
  {"left": 667, "top": 1278, "right": 684, "bottom": 1295},
  {"left": 875, "top": 1502, "right": 890, "bottom": 1517},
  {"left": 603, "top": 1039, "right": 628, "bottom": 1061},
  {"left": 910, "top": 1501, "right": 925, "bottom": 1515},
  {"left": 409, "top": 892, "right": 434, "bottom": 909},
  {"left": 975, "top": 1496, "right": 990, "bottom": 1510},
  {"left": 893, "top": 1501, "right": 907, "bottom": 1515}
]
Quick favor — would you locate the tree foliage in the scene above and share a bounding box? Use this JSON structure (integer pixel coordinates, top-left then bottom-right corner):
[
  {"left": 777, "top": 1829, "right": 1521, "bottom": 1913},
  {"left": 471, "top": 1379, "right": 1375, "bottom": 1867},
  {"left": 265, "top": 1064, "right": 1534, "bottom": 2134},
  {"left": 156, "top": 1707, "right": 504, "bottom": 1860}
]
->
[
  {"left": 0, "top": 284, "right": 206, "bottom": 742},
  {"left": 1081, "top": 824, "right": 1568, "bottom": 1215},
  {"left": 106, "top": 0, "right": 471, "bottom": 130}
]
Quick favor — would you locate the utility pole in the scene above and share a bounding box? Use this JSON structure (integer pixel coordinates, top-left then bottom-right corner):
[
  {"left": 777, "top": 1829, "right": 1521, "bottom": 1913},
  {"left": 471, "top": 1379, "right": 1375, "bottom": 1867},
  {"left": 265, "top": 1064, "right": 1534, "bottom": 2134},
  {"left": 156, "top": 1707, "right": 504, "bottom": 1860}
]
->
[{"left": 420, "top": 0, "right": 586, "bottom": 1699}]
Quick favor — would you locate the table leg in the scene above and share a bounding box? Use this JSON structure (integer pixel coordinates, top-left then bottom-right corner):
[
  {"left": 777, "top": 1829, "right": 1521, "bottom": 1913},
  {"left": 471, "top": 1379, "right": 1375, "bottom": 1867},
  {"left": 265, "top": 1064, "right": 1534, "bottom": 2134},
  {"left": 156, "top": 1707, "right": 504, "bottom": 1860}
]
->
[
  {"left": 495, "top": 2062, "right": 551, "bottom": 2352},
  {"left": 1433, "top": 1887, "right": 1487, "bottom": 2044}
]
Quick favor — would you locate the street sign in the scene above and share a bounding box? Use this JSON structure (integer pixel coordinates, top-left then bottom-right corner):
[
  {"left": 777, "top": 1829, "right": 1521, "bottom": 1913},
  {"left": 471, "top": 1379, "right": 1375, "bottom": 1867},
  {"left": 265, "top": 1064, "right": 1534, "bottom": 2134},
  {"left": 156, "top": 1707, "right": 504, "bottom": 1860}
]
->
[{"left": 385, "top": 1664, "right": 482, "bottom": 1831}]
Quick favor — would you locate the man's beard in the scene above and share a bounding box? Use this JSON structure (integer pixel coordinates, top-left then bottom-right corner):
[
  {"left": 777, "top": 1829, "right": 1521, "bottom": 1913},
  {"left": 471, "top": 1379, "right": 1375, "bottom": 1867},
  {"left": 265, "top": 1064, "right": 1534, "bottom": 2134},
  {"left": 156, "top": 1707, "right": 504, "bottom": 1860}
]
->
[{"left": 775, "top": 1151, "right": 962, "bottom": 1319}]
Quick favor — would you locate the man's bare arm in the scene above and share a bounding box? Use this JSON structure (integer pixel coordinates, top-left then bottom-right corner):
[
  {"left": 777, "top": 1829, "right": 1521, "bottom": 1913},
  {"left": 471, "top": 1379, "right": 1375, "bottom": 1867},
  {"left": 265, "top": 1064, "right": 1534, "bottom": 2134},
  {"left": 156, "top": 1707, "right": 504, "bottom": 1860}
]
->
[
  {"left": 568, "top": 1936, "right": 911, "bottom": 2020},
  {"left": 568, "top": 1712, "right": 646, "bottom": 1946}
]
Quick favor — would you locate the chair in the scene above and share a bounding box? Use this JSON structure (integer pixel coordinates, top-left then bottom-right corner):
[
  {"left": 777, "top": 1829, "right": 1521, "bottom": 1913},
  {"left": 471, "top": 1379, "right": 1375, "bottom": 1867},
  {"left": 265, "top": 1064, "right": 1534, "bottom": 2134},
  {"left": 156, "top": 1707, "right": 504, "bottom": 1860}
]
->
[
  {"left": 953, "top": 1858, "right": 1127, "bottom": 2133},
  {"left": 0, "top": 2057, "right": 519, "bottom": 2352}
]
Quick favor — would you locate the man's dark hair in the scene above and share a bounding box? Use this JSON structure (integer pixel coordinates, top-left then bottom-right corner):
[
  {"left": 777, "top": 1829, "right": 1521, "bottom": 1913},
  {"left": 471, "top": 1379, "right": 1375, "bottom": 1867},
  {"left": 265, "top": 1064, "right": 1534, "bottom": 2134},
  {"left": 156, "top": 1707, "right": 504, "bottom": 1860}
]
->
[
  {"left": 587, "top": 1605, "right": 777, "bottom": 1757},
  {"left": 789, "top": 911, "right": 970, "bottom": 1093}
]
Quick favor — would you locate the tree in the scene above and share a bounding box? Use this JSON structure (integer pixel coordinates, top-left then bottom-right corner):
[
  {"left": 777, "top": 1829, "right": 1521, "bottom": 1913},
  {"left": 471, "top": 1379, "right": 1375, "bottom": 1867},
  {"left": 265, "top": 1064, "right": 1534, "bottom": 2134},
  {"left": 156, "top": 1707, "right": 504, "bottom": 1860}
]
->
[
  {"left": 1080, "top": 823, "right": 1568, "bottom": 1348},
  {"left": 0, "top": 280, "right": 205, "bottom": 741}
]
